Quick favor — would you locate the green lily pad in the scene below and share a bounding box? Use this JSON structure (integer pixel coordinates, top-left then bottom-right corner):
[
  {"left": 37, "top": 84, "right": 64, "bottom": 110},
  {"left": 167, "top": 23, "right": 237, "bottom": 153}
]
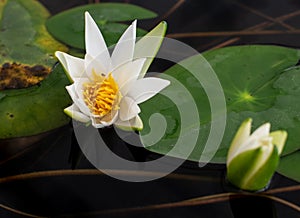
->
[
  {"left": 140, "top": 45, "right": 300, "bottom": 164},
  {"left": 46, "top": 3, "right": 157, "bottom": 49},
  {"left": 0, "top": 93, "right": 5, "bottom": 100},
  {"left": 0, "top": 0, "right": 67, "bottom": 65},
  {"left": 0, "top": 64, "right": 71, "bottom": 138},
  {"left": 0, "top": 0, "right": 71, "bottom": 139},
  {"left": 277, "top": 151, "right": 300, "bottom": 182}
]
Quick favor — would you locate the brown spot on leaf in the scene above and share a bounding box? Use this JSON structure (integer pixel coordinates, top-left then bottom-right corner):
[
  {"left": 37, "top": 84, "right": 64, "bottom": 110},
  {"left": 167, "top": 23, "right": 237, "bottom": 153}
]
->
[{"left": 0, "top": 62, "right": 51, "bottom": 90}]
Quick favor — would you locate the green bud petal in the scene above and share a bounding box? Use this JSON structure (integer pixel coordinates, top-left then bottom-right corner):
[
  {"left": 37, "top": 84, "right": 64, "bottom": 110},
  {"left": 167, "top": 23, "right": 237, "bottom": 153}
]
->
[
  {"left": 244, "top": 146, "right": 279, "bottom": 191},
  {"left": 227, "top": 145, "right": 280, "bottom": 191},
  {"left": 270, "top": 130, "right": 287, "bottom": 155},
  {"left": 115, "top": 116, "right": 143, "bottom": 131},
  {"left": 134, "top": 21, "right": 167, "bottom": 79},
  {"left": 227, "top": 118, "right": 252, "bottom": 166},
  {"left": 64, "top": 105, "right": 90, "bottom": 123}
]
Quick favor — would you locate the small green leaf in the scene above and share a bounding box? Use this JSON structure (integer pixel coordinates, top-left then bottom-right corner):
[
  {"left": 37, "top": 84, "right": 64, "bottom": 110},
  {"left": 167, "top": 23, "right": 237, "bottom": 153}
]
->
[
  {"left": 46, "top": 3, "right": 157, "bottom": 49},
  {"left": 277, "top": 151, "right": 300, "bottom": 182}
]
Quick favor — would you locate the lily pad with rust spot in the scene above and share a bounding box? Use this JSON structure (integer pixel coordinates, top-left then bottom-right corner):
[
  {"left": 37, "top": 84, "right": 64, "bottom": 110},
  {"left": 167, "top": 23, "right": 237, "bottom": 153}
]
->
[{"left": 0, "top": 0, "right": 71, "bottom": 139}]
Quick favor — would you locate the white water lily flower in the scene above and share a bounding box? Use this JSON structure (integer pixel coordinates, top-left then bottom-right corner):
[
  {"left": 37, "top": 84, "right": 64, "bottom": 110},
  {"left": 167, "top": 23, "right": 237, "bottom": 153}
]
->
[
  {"left": 55, "top": 12, "right": 170, "bottom": 130},
  {"left": 226, "top": 118, "right": 287, "bottom": 191}
]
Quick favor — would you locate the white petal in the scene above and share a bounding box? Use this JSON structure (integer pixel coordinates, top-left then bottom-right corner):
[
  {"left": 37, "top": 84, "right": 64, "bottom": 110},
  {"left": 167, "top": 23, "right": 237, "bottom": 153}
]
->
[
  {"left": 114, "top": 115, "right": 143, "bottom": 131},
  {"left": 114, "top": 119, "right": 132, "bottom": 130},
  {"left": 112, "top": 58, "right": 146, "bottom": 95},
  {"left": 90, "top": 120, "right": 105, "bottom": 128},
  {"left": 55, "top": 51, "right": 85, "bottom": 81},
  {"left": 119, "top": 97, "right": 141, "bottom": 121},
  {"left": 66, "top": 84, "right": 91, "bottom": 115},
  {"left": 110, "top": 20, "right": 136, "bottom": 70},
  {"left": 250, "top": 123, "right": 270, "bottom": 139},
  {"left": 85, "top": 12, "right": 111, "bottom": 70},
  {"left": 236, "top": 135, "right": 273, "bottom": 160},
  {"left": 73, "top": 77, "right": 90, "bottom": 97},
  {"left": 236, "top": 137, "right": 261, "bottom": 155},
  {"left": 91, "top": 111, "right": 119, "bottom": 128},
  {"left": 84, "top": 54, "right": 107, "bottom": 78},
  {"left": 237, "top": 122, "right": 271, "bottom": 154},
  {"left": 228, "top": 122, "right": 271, "bottom": 165},
  {"left": 66, "top": 84, "right": 78, "bottom": 101},
  {"left": 127, "top": 77, "right": 170, "bottom": 104},
  {"left": 64, "top": 104, "right": 90, "bottom": 123},
  {"left": 71, "top": 78, "right": 95, "bottom": 114}
]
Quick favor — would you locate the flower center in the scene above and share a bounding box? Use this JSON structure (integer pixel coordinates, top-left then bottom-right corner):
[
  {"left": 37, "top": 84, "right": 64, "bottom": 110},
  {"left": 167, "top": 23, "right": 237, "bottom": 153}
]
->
[{"left": 83, "top": 73, "right": 121, "bottom": 117}]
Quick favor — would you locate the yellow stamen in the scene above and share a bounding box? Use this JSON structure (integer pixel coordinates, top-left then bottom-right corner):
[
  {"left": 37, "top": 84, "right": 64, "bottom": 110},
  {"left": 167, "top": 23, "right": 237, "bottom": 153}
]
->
[{"left": 83, "top": 73, "right": 121, "bottom": 117}]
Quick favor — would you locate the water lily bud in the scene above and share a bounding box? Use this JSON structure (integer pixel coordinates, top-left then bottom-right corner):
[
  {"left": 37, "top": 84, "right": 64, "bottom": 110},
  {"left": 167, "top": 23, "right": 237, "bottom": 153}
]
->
[{"left": 226, "top": 118, "right": 287, "bottom": 191}]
